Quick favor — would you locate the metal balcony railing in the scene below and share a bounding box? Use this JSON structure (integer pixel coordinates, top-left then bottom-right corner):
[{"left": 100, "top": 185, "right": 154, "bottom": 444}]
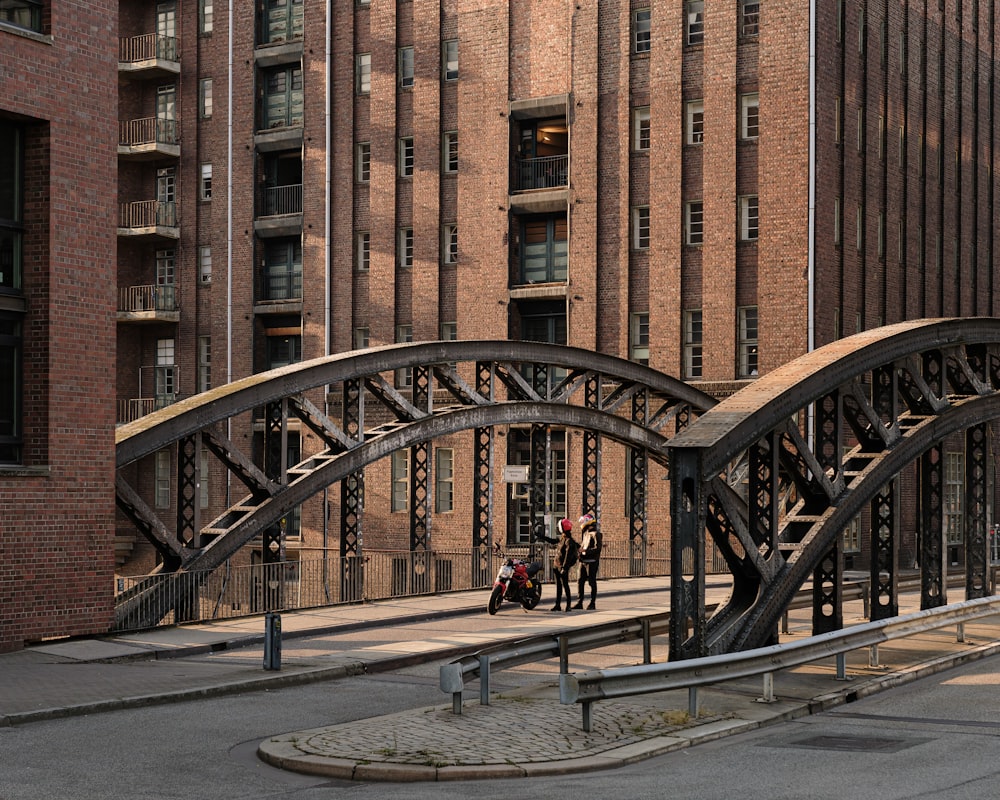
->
[
  {"left": 119, "top": 117, "right": 178, "bottom": 148},
  {"left": 119, "top": 284, "right": 177, "bottom": 313},
  {"left": 119, "top": 33, "right": 178, "bottom": 64},
  {"left": 512, "top": 154, "right": 569, "bottom": 192},
  {"left": 119, "top": 200, "right": 177, "bottom": 230},
  {"left": 259, "top": 184, "right": 303, "bottom": 217},
  {"left": 116, "top": 394, "right": 177, "bottom": 424}
]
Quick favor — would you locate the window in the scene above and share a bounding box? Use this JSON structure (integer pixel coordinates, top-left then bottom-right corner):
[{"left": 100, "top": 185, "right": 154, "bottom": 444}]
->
[
  {"left": 435, "top": 448, "right": 454, "bottom": 513},
  {"left": 442, "top": 39, "right": 458, "bottom": 81},
  {"left": 633, "top": 9, "right": 651, "bottom": 53},
  {"left": 356, "top": 231, "right": 370, "bottom": 271},
  {"left": 395, "top": 325, "right": 413, "bottom": 388},
  {"left": 0, "top": 314, "right": 22, "bottom": 464},
  {"left": 685, "top": 201, "right": 704, "bottom": 245},
  {"left": 683, "top": 310, "right": 703, "bottom": 379},
  {"left": 1, "top": 0, "right": 42, "bottom": 31},
  {"left": 443, "top": 224, "right": 458, "bottom": 264},
  {"left": 155, "top": 449, "right": 171, "bottom": 508},
  {"left": 391, "top": 449, "right": 409, "bottom": 512},
  {"left": 262, "top": 0, "right": 303, "bottom": 44},
  {"left": 740, "top": 93, "right": 759, "bottom": 139},
  {"left": 738, "top": 306, "right": 759, "bottom": 378},
  {"left": 398, "top": 228, "right": 413, "bottom": 269},
  {"left": 261, "top": 65, "right": 303, "bottom": 129},
  {"left": 200, "top": 0, "right": 213, "bottom": 34},
  {"left": 632, "top": 206, "right": 650, "bottom": 250},
  {"left": 200, "top": 78, "right": 213, "bottom": 118},
  {"left": 262, "top": 238, "right": 302, "bottom": 300},
  {"left": 686, "top": 1, "right": 704, "bottom": 45},
  {"left": 0, "top": 122, "right": 24, "bottom": 294},
  {"left": 354, "top": 327, "right": 369, "bottom": 350},
  {"left": 633, "top": 106, "right": 650, "bottom": 151},
  {"left": 945, "top": 452, "right": 964, "bottom": 545},
  {"left": 398, "top": 137, "right": 414, "bottom": 178},
  {"left": 200, "top": 164, "right": 212, "bottom": 200},
  {"left": 520, "top": 216, "right": 567, "bottom": 283},
  {"left": 443, "top": 131, "right": 458, "bottom": 173},
  {"left": 200, "top": 446, "right": 210, "bottom": 509},
  {"left": 510, "top": 429, "right": 567, "bottom": 544},
  {"left": 398, "top": 46, "right": 414, "bottom": 88},
  {"left": 199, "top": 246, "right": 212, "bottom": 283},
  {"left": 740, "top": 195, "right": 759, "bottom": 241},
  {"left": 198, "top": 336, "right": 212, "bottom": 392},
  {"left": 267, "top": 331, "right": 301, "bottom": 369},
  {"left": 440, "top": 322, "right": 457, "bottom": 342},
  {"left": 155, "top": 249, "right": 176, "bottom": 310},
  {"left": 740, "top": 0, "right": 760, "bottom": 37},
  {"left": 356, "top": 53, "right": 371, "bottom": 94},
  {"left": 356, "top": 142, "right": 371, "bottom": 183},
  {"left": 686, "top": 100, "right": 704, "bottom": 145},
  {"left": 630, "top": 313, "right": 650, "bottom": 365},
  {"left": 156, "top": 338, "right": 176, "bottom": 405},
  {"left": 833, "top": 197, "right": 841, "bottom": 246},
  {"left": 157, "top": 84, "right": 176, "bottom": 123}
]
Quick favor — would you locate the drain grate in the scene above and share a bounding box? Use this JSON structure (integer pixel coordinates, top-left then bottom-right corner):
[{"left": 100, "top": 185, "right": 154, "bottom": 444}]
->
[{"left": 784, "top": 734, "right": 929, "bottom": 753}]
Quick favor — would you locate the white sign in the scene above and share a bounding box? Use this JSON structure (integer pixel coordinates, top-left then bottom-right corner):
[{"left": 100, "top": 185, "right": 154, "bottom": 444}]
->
[{"left": 503, "top": 465, "right": 530, "bottom": 483}]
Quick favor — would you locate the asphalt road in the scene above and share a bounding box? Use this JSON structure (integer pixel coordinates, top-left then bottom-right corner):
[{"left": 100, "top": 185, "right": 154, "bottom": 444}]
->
[{"left": 2, "top": 648, "right": 999, "bottom": 799}]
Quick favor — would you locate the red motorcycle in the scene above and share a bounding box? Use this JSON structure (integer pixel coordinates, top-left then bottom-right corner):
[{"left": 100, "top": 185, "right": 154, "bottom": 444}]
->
[{"left": 487, "top": 544, "right": 543, "bottom": 614}]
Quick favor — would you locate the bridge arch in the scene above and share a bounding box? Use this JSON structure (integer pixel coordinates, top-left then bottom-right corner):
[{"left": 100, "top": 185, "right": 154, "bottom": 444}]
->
[{"left": 669, "top": 318, "right": 1000, "bottom": 658}]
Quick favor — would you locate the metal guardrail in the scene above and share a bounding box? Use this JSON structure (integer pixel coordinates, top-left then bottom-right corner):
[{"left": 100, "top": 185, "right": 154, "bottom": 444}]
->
[{"left": 560, "top": 595, "right": 1000, "bottom": 732}]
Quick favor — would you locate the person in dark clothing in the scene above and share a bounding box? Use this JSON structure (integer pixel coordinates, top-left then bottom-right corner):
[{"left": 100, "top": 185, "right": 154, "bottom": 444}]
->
[
  {"left": 538, "top": 517, "right": 578, "bottom": 612},
  {"left": 574, "top": 513, "right": 602, "bottom": 609}
]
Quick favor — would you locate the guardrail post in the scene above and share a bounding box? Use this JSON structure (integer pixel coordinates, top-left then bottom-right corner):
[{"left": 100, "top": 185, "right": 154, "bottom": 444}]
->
[
  {"left": 956, "top": 622, "right": 965, "bottom": 643},
  {"left": 642, "top": 618, "right": 652, "bottom": 664},
  {"left": 559, "top": 634, "right": 569, "bottom": 673},
  {"left": 868, "top": 643, "right": 879, "bottom": 667},
  {"left": 582, "top": 700, "right": 593, "bottom": 733},
  {"left": 758, "top": 672, "right": 775, "bottom": 703},
  {"left": 688, "top": 686, "right": 699, "bottom": 718},
  {"left": 781, "top": 611, "right": 789, "bottom": 634},
  {"left": 479, "top": 655, "right": 491, "bottom": 705},
  {"left": 452, "top": 690, "right": 462, "bottom": 715},
  {"left": 836, "top": 652, "right": 847, "bottom": 680}
]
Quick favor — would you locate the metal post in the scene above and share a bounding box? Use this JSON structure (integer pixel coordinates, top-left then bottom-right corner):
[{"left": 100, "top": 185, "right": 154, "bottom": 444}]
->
[
  {"left": 263, "top": 612, "right": 281, "bottom": 670},
  {"left": 479, "top": 654, "right": 491, "bottom": 705},
  {"left": 759, "top": 672, "right": 775, "bottom": 703},
  {"left": 688, "top": 686, "right": 699, "bottom": 718},
  {"left": 836, "top": 652, "right": 847, "bottom": 680},
  {"left": 641, "top": 618, "right": 652, "bottom": 664}
]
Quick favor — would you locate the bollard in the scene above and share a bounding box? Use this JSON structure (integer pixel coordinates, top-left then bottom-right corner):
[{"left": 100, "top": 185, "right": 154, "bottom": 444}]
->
[{"left": 264, "top": 612, "right": 282, "bottom": 670}]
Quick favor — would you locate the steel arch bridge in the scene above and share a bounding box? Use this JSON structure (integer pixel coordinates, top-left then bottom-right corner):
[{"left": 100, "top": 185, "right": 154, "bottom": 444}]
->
[
  {"left": 668, "top": 318, "right": 1000, "bottom": 659},
  {"left": 115, "top": 340, "right": 716, "bottom": 628}
]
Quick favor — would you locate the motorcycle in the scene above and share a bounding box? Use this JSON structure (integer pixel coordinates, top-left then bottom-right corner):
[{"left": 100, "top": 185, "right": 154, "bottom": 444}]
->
[{"left": 487, "top": 543, "right": 543, "bottom": 614}]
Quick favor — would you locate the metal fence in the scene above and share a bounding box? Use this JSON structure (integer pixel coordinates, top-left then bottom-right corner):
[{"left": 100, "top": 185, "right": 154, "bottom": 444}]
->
[{"left": 113, "top": 539, "right": 685, "bottom": 633}]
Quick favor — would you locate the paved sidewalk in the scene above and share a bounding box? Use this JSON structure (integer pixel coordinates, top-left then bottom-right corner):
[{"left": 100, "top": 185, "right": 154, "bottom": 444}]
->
[{"left": 3, "top": 577, "right": 999, "bottom": 782}]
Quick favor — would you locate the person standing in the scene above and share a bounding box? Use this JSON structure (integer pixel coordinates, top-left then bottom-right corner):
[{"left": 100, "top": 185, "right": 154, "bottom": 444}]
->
[
  {"left": 574, "top": 513, "right": 602, "bottom": 609},
  {"left": 539, "top": 517, "right": 578, "bottom": 612}
]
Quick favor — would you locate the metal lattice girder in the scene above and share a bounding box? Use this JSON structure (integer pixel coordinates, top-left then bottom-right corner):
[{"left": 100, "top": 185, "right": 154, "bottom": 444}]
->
[
  {"left": 582, "top": 374, "right": 601, "bottom": 517},
  {"left": 629, "top": 391, "right": 648, "bottom": 576},
  {"left": 670, "top": 447, "right": 707, "bottom": 660},
  {"left": 341, "top": 378, "right": 364, "bottom": 560},
  {"left": 966, "top": 423, "right": 989, "bottom": 598},
  {"left": 921, "top": 444, "right": 946, "bottom": 609},
  {"left": 870, "top": 480, "right": 898, "bottom": 620},
  {"left": 176, "top": 433, "right": 200, "bottom": 548},
  {"left": 811, "top": 541, "right": 842, "bottom": 635},
  {"left": 472, "top": 361, "right": 495, "bottom": 584},
  {"left": 529, "top": 423, "right": 548, "bottom": 551}
]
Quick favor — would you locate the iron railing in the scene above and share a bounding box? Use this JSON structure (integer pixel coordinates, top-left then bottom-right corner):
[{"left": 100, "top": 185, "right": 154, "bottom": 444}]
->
[
  {"left": 119, "top": 284, "right": 176, "bottom": 313},
  {"left": 119, "top": 33, "right": 178, "bottom": 64},
  {"left": 512, "top": 154, "right": 568, "bottom": 191},
  {"left": 258, "top": 184, "right": 303, "bottom": 217},
  {"left": 113, "top": 540, "right": 678, "bottom": 633},
  {"left": 119, "top": 200, "right": 177, "bottom": 230},
  {"left": 119, "top": 117, "right": 178, "bottom": 148}
]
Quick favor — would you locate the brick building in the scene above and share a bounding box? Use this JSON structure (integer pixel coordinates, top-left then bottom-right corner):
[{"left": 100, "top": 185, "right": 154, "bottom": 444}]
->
[
  {"left": 0, "top": 2, "right": 118, "bottom": 650},
  {"left": 111, "top": 0, "right": 1000, "bottom": 581}
]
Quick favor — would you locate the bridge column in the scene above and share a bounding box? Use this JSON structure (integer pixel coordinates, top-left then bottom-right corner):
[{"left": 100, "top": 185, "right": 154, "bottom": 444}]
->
[
  {"left": 581, "top": 375, "right": 601, "bottom": 520},
  {"left": 471, "top": 362, "right": 494, "bottom": 586},
  {"left": 409, "top": 366, "right": 431, "bottom": 593},
  {"left": 629, "top": 391, "right": 648, "bottom": 576},
  {"left": 870, "top": 479, "right": 899, "bottom": 619},
  {"left": 749, "top": 433, "right": 780, "bottom": 643},
  {"left": 965, "top": 423, "right": 989, "bottom": 598},
  {"left": 669, "top": 447, "right": 706, "bottom": 660},
  {"left": 340, "top": 378, "right": 364, "bottom": 602},
  {"left": 813, "top": 390, "right": 844, "bottom": 634},
  {"left": 263, "top": 399, "right": 289, "bottom": 611},
  {"left": 174, "top": 432, "right": 202, "bottom": 622},
  {"left": 920, "top": 443, "right": 947, "bottom": 608},
  {"left": 529, "top": 422, "right": 550, "bottom": 560}
]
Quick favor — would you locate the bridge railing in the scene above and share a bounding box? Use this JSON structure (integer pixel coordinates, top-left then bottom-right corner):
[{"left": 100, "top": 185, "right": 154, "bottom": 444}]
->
[{"left": 560, "top": 595, "right": 1000, "bottom": 732}]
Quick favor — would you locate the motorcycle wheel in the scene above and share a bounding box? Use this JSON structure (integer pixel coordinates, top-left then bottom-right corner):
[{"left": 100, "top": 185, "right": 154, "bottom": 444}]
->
[
  {"left": 520, "top": 582, "right": 542, "bottom": 610},
  {"left": 487, "top": 585, "right": 504, "bottom": 615}
]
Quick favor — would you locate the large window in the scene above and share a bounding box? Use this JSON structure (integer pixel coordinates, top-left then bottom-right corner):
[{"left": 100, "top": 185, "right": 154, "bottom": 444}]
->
[
  {"left": 398, "top": 228, "right": 413, "bottom": 269},
  {"left": 740, "top": 195, "right": 759, "bottom": 241},
  {"left": 435, "top": 448, "right": 454, "bottom": 513},
  {"left": 740, "top": 1, "right": 760, "bottom": 37},
  {"left": 509, "top": 430, "right": 566, "bottom": 545},
  {"left": 267, "top": 331, "right": 301, "bottom": 369},
  {"left": 686, "top": 100, "right": 704, "bottom": 145},
  {"left": 945, "top": 452, "right": 964, "bottom": 545},
  {"left": 1, "top": 0, "right": 43, "bottom": 31},
  {"left": 155, "top": 338, "right": 176, "bottom": 406},
  {"left": 356, "top": 142, "right": 371, "bottom": 183},
  {"left": 685, "top": 201, "right": 704, "bottom": 245},
  {"left": 741, "top": 93, "right": 760, "bottom": 139},
  {"left": 443, "top": 131, "right": 458, "bottom": 173},
  {"left": 442, "top": 39, "right": 458, "bottom": 81},
  {"left": 398, "top": 46, "right": 414, "bottom": 88},
  {"left": 0, "top": 314, "right": 22, "bottom": 464},
  {"left": 356, "top": 54, "right": 371, "bottom": 94},
  {"left": 261, "top": 0, "right": 303, "bottom": 44},
  {"left": 633, "top": 9, "right": 651, "bottom": 53},
  {"left": 738, "top": 306, "right": 759, "bottom": 378},
  {"left": 261, "top": 65, "right": 303, "bottom": 129},
  {"left": 398, "top": 137, "right": 414, "bottom": 178},
  {"left": 519, "top": 215, "right": 567, "bottom": 283},
  {"left": 0, "top": 121, "right": 23, "bottom": 294},
  {"left": 683, "top": 310, "right": 703, "bottom": 379},
  {"left": 632, "top": 206, "right": 650, "bottom": 250},
  {"left": 391, "top": 449, "right": 409, "bottom": 512},
  {"left": 633, "top": 106, "right": 650, "bottom": 151},
  {"left": 630, "top": 313, "right": 649, "bottom": 365},
  {"left": 262, "top": 238, "right": 302, "bottom": 300},
  {"left": 686, "top": 1, "right": 704, "bottom": 45}
]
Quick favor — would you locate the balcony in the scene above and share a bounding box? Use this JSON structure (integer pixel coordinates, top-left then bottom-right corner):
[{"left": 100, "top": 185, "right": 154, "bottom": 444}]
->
[
  {"left": 510, "top": 154, "right": 570, "bottom": 214},
  {"left": 118, "top": 33, "right": 180, "bottom": 79},
  {"left": 116, "top": 394, "right": 177, "bottom": 425},
  {"left": 117, "top": 201, "right": 179, "bottom": 241},
  {"left": 117, "top": 284, "right": 179, "bottom": 323},
  {"left": 118, "top": 118, "right": 180, "bottom": 161},
  {"left": 255, "top": 184, "right": 303, "bottom": 237}
]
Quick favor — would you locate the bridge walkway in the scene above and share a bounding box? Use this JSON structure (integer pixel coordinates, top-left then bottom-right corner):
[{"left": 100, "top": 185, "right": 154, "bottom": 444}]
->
[{"left": 2, "top": 577, "right": 997, "bottom": 781}]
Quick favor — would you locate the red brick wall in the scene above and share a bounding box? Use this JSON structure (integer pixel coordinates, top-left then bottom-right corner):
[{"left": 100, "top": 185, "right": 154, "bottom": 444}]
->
[{"left": 0, "top": 2, "right": 118, "bottom": 651}]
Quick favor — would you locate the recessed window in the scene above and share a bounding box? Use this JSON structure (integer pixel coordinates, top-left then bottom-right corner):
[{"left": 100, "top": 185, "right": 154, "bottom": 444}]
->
[
  {"left": 740, "top": 195, "right": 759, "bottom": 241},
  {"left": 398, "top": 137, "right": 414, "bottom": 178},
  {"left": 686, "top": 1, "right": 704, "bottom": 45},
  {"left": 520, "top": 216, "right": 567, "bottom": 283},
  {"left": 356, "top": 142, "right": 371, "bottom": 183},
  {"left": 155, "top": 449, "right": 171, "bottom": 508},
  {"left": 356, "top": 231, "right": 370, "bottom": 272},
  {"left": 1, "top": 0, "right": 43, "bottom": 32},
  {"left": 442, "top": 39, "right": 458, "bottom": 81},
  {"left": 686, "top": 100, "right": 704, "bottom": 145},
  {"left": 199, "top": 245, "right": 212, "bottom": 283},
  {"left": 738, "top": 306, "right": 759, "bottom": 378},
  {"left": 630, "top": 313, "right": 650, "bottom": 365},
  {"left": 740, "top": 93, "right": 759, "bottom": 139},
  {"left": 632, "top": 206, "right": 650, "bottom": 250},
  {"left": 685, "top": 201, "right": 704, "bottom": 245},
  {"left": 398, "top": 228, "right": 413, "bottom": 269},
  {"left": 198, "top": 336, "right": 212, "bottom": 392},
  {"left": 199, "top": 0, "right": 213, "bottom": 34},
  {"left": 356, "top": 53, "right": 371, "bottom": 94},
  {"left": 633, "top": 9, "right": 651, "bottom": 53},
  {"left": 395, "top": 325, "right": 413, "bottom": 388},
  {"left": 398, "top": 46, "right": 414, "bottom": 89},
  {"left": 354, "top": 327, "right": 370, "bottom": 350},
  {"left": 683, "top": 310, "right": 703, "bottom": 379},
  {"left": 633, "top": 106, "right": 650, "bottom": 151},
  {"left": 443, "top": 224, "right": 458, "bottom": 264},
  {"left": 740, "top": 0, "right": 760, "bottom": 37},
  {"left": 262, "top": 238, "right": 302, "bottom": 300},
  {"left": 200, "top": 164, "right": 213, "bottom": 200},
  {"left": 391, "top": 449, "right": 409, "bottom": 511},
  {"left": 261, "top": 65, "right": 303, "bottom": 129},
  {"left": 435, "top": 448, "right": 454, "bottom": 513},
  {"left": 200, "top": 78, "right": 213, "bottom": 119},
  {"left": 443, "top": 131, "right": 458, "bottom": 173}
]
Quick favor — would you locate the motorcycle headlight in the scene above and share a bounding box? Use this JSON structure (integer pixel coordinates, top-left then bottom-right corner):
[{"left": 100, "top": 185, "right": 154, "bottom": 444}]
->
[{"left": 499, "top": 565, "right": 514, "bottom": 579}]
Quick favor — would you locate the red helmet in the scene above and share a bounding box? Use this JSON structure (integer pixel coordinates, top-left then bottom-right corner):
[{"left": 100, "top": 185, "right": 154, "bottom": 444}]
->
[{"left": 559, "top": 517, "right": 573, "bottom": 533}]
